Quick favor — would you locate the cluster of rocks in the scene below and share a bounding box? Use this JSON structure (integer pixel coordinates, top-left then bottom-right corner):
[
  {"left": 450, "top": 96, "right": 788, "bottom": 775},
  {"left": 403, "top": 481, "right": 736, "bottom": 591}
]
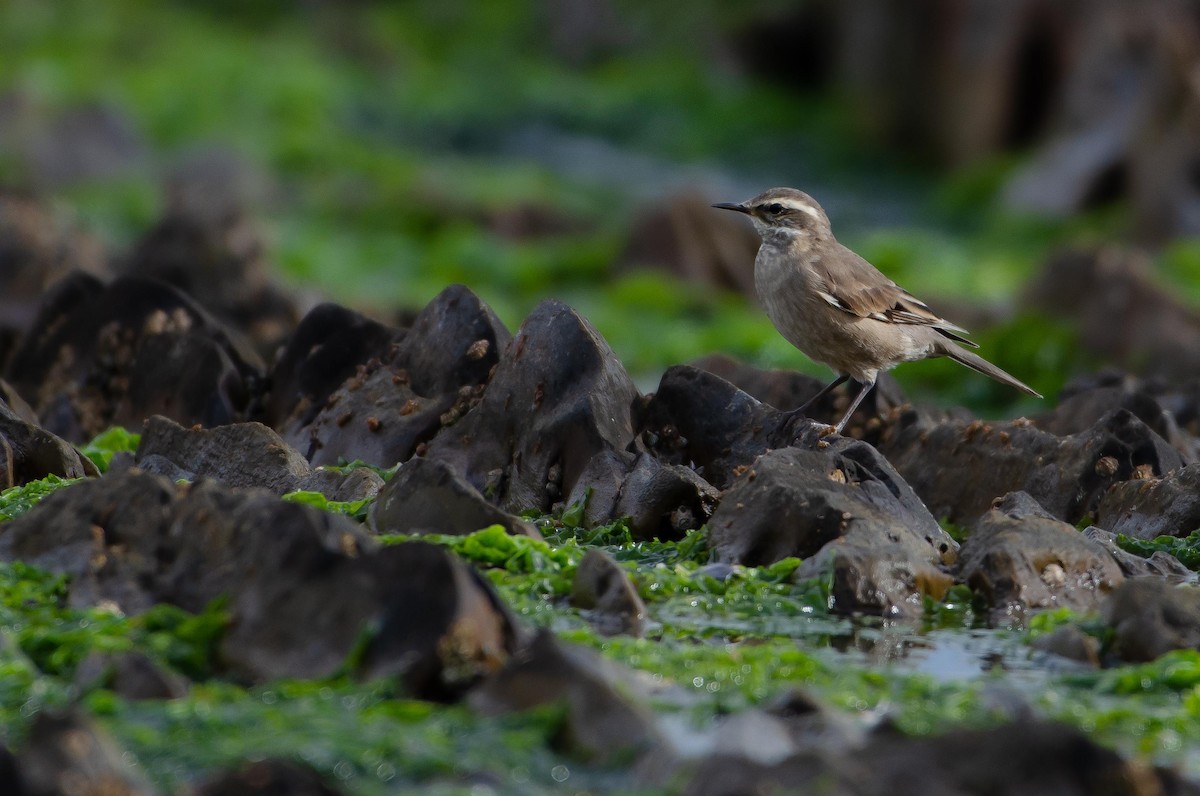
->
[{"left": 3, "top": 203, "right": 1200, "bottom": 787}]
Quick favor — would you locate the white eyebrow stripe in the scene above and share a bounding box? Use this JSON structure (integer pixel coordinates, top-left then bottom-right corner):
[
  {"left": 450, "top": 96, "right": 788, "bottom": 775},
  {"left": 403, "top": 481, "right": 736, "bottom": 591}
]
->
[{"left": 776, "top": 199, "right": 822, "bottom": 219}]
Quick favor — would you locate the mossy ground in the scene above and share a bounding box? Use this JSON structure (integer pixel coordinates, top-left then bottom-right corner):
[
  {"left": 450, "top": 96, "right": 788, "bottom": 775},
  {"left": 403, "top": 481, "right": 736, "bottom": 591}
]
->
[{"left": 2, "top": 450, "right": 1200, "bottom": 792}]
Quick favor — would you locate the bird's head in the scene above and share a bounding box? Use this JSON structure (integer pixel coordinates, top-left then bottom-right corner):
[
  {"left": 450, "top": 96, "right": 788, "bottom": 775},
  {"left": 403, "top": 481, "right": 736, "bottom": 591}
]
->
[{"left": 712, "top": 187, "right": 832, "bottom": 243}]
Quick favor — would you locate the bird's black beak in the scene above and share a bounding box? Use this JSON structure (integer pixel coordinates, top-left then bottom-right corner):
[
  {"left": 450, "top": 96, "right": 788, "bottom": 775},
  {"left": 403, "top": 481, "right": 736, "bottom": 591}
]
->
[{"left": 712, "top": 202, "right": 750, "bottom": 215}]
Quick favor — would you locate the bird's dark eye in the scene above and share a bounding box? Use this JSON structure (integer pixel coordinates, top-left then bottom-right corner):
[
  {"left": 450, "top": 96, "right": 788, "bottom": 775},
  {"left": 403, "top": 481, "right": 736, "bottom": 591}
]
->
[{"left": 765, "top": 203, "right": 784, "bottom": 215}]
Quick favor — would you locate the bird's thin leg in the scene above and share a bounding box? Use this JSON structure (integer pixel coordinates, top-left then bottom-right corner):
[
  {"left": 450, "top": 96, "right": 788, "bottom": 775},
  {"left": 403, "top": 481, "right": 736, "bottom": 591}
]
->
[
  {"left": 783, "top": 374, "right": 849, "bottom": 423},
  {"left": 832, "top": 377, "right": 876, "bottom": 434}
]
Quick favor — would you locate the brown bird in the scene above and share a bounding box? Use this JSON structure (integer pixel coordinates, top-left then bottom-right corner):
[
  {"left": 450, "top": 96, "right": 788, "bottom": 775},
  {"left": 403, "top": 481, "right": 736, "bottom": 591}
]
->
[{"left": 714, "top": 187, "right": 1040, "bottom": 434}]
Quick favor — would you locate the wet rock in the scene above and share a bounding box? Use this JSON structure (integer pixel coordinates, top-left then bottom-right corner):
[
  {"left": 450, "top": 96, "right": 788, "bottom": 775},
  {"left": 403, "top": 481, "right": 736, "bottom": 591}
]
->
[
  {"left": 18, "top": 711, "right": 152, "bottom": 795},
  {"left": 194, "top": 759, "right": 344, "bottom": 796},
  {"left": 691, "top": 353, "right": 908, "bottom": 442},
  {"left": 4, "top": 275, "right": 265, "bottom": 443},
  {"left": 425, "top": 299, "right": 639, "bottom": 515},
  {"left": 0, "top": 398, "right": 98, "bottom": 489},
  {"left": 135, "top": 415, "right": 382, "bottom": 500},
  {"left": 369, "top": 457, "right": 536, "bottom": 538},
  {"left": 1082, "top": 526, "right": 1194, "bottom": 582},
  {"left": 708, "top": 437, "right": 957, "bottom": 617},
  {"left": 469, "top": 630, "right": 659, "bottom": 763},
  {"left": 0, "top": 471, "right": 519, "bottom": 693},
  {"left": 637, "top": 365, "right": 792, "bottom": 491},
  {"left": 266, "top": 302, "right": 398, "bottom": 439},
  {"left": 1030, "top": 626, "right": 1102, "bottom": 668},
  {"left": 566, "top": 450, "right": 719, "bottom": 540},
  {"left": 880, "top": 407, "right": 1182, "bottom": 526},
  {"left": 1025, "top": 247, "right": 1200, "bottom": 383},
  {"left": 298, "top": 285, "right": 510, "bottom": 468},
  {"left": 956, "top": 492, "right": 1125, "bottom": 625},
  {"left": 1096, "top": 464, "right": 1200, "bottom": 541},
  {"left": 74, "top": 650, "right": 189, "bottom": 700},
  {"left": 1103, "top": 578, "right": 1200, "bottom": 663},
  {"left": 570, "top": 549, "right": 645, "bottom": 637}
]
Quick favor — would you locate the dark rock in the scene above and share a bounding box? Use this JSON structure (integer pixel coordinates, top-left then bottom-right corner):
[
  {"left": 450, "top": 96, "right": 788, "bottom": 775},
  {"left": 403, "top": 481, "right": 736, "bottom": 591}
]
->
[
  {"left": 135, "top": 415, "right": 382, "bottom": 500},
  {"left": 194, "top": 759, "right": 344, "bottom": 796},
  {"left": 425, "top": 299, "right": 638, "bottom": 514},
  {"left": 683, "top": 716, "right": 1162, "bottom": 796},
  {"left": 298, "top": 285, "right": 510, "bottom": 468},
  {"left": 1030, "top": 626, "right": 1101, "bottom": 668},
  {"left": 469, "top": 630, "right": 659, "bottom": 763},
  {"left": 956, "top": 492, "right": 1125, "bottom": 625},
  {"left": 691, "top": 353, "right": 908, "bottom": 441},
  {"left": 74, "top": 650, "right": 189, "bottom": 700},
  {"left": 708, "top": 439, "right": 957, "bottom": 618},
  {"left": 0, "top": 398, "right": 98, "bottom": 489},
  {"left": 4, "top": 275, "right": 265, "bottom": 443},
  {"left": 121, "top": 207, "right": 298, "bottom": 358},
  {"left": 0, "top": 192, "right": 108, "bottom": 349},
  {"left": 1082, "top": 526, "right": 1195, "bottom": 582},
  {"left": 1103, "top": 578, "right": 1200, "bottom": 663},
  {"left": 19, "top": 711, "right": 152, "bottom": 795},
  {"left": 266, "top": 302, "right": 398, "bottom": 439},
  {"left": 566, "top": 450, "right": 719, "bottom": 541},
  {"left": 570, "top": 549, "right": 645, "bottom": 637},
  {"left": 0, "top": 380, "right": 37, "bottom": 424},
  {"left": 1096, "top": 464, "right": 1200, "bottom": 541},
  {"left": 636, "top": 365, "right": 792, "bottom": 491},
  {"left": 0, "top": 471, "right": 520, "bottom": 693},
  {"left": 880, "top": 407, "right": 1182, "bottom": 526},
  {"left": 369, "top": 457, "right": 536, "bottom": 538}
]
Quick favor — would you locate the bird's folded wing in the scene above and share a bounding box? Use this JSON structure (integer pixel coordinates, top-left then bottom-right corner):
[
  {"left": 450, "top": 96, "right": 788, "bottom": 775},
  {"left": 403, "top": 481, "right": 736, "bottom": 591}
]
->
[{"left": 812, "top": 248, "right": 979, "bottom": 347}]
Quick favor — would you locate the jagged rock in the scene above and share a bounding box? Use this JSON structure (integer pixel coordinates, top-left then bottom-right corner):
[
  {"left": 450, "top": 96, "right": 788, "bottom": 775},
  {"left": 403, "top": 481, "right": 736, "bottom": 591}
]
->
[
  {"left": 566, "top": 450, "right": 719, "bottom": 540},
  {"left": 0, "top": 192, "right": 108, "bottom": 354},
  {"left": 266, "top": 302, "right": 398, "bottom": 437},
  {"left": 1103, "top": 578, "right": 1200, "bottom": 663},
  {"left": 74, "top": 650, "right": 189, "bottom": 701},
  {"left": 570, "top": 549, "right": 645, "bottom": 637},
  {"left": 708, "top": 434, "right": 957, "bottom": 617},
  {"left": 0, "top": 398, "right": 97, "bottom": 488},
  {"left": 18, "top": 711, "right": 152, "bottom": 795},
  {"left": 121, "top": 208, "right": 298, "bottom": 358},
  {"left": 880, "top": 407, "right": 1182, "bottom": 526},
  {"left": 957, "top": 492, "right": 1125, "bottom": 625},
  {"left": 297, "top": 286, "right": 510, "bottom": 467},
  {"left": 4, "top": 274, "right": 264, "bottom": 443},
  {"left": 469, "top": 630, "right": 660, "bottom": 763},
  {"left": 0, "top": 471, "right": 519, "bottom": 694},
  {"left": 1082, "top": 526, "right": 1194, "bottom": 581},
  {"left": 194, "top": 759, "right": 344, "bottom": 796},
  {"left": 369, "top": 457, "right": 536, "bottom": 538},
  {"left": 1037, "top": 372, "right": 1194, "bottom": 462},
  {"left": 637, "top": 365, "right": 793, "bottom": 491},
  {"left": 1096, "top": 464, "right": 1200, "bottom": 541},
  {"left": 135, "top": 415, "right": 382, "bottom": 500},
  {"left": 425, "top": 299, "right": 639, "bottom": 515},
  {"left": 691, "top": 353, "right": 907, "bottom": 442}
]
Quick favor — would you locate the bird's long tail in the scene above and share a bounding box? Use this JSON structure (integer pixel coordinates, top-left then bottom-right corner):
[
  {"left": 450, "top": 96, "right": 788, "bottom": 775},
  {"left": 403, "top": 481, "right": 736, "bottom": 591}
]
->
[{"left": 939, "top": 343, "right": 1042, "bottom": 398}]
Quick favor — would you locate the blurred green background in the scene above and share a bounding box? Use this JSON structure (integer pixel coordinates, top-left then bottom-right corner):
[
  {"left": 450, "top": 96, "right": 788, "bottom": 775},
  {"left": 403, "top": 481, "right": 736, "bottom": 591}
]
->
[{"left": 5, "top": 0, "right": 1196, "bottom": 412}]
